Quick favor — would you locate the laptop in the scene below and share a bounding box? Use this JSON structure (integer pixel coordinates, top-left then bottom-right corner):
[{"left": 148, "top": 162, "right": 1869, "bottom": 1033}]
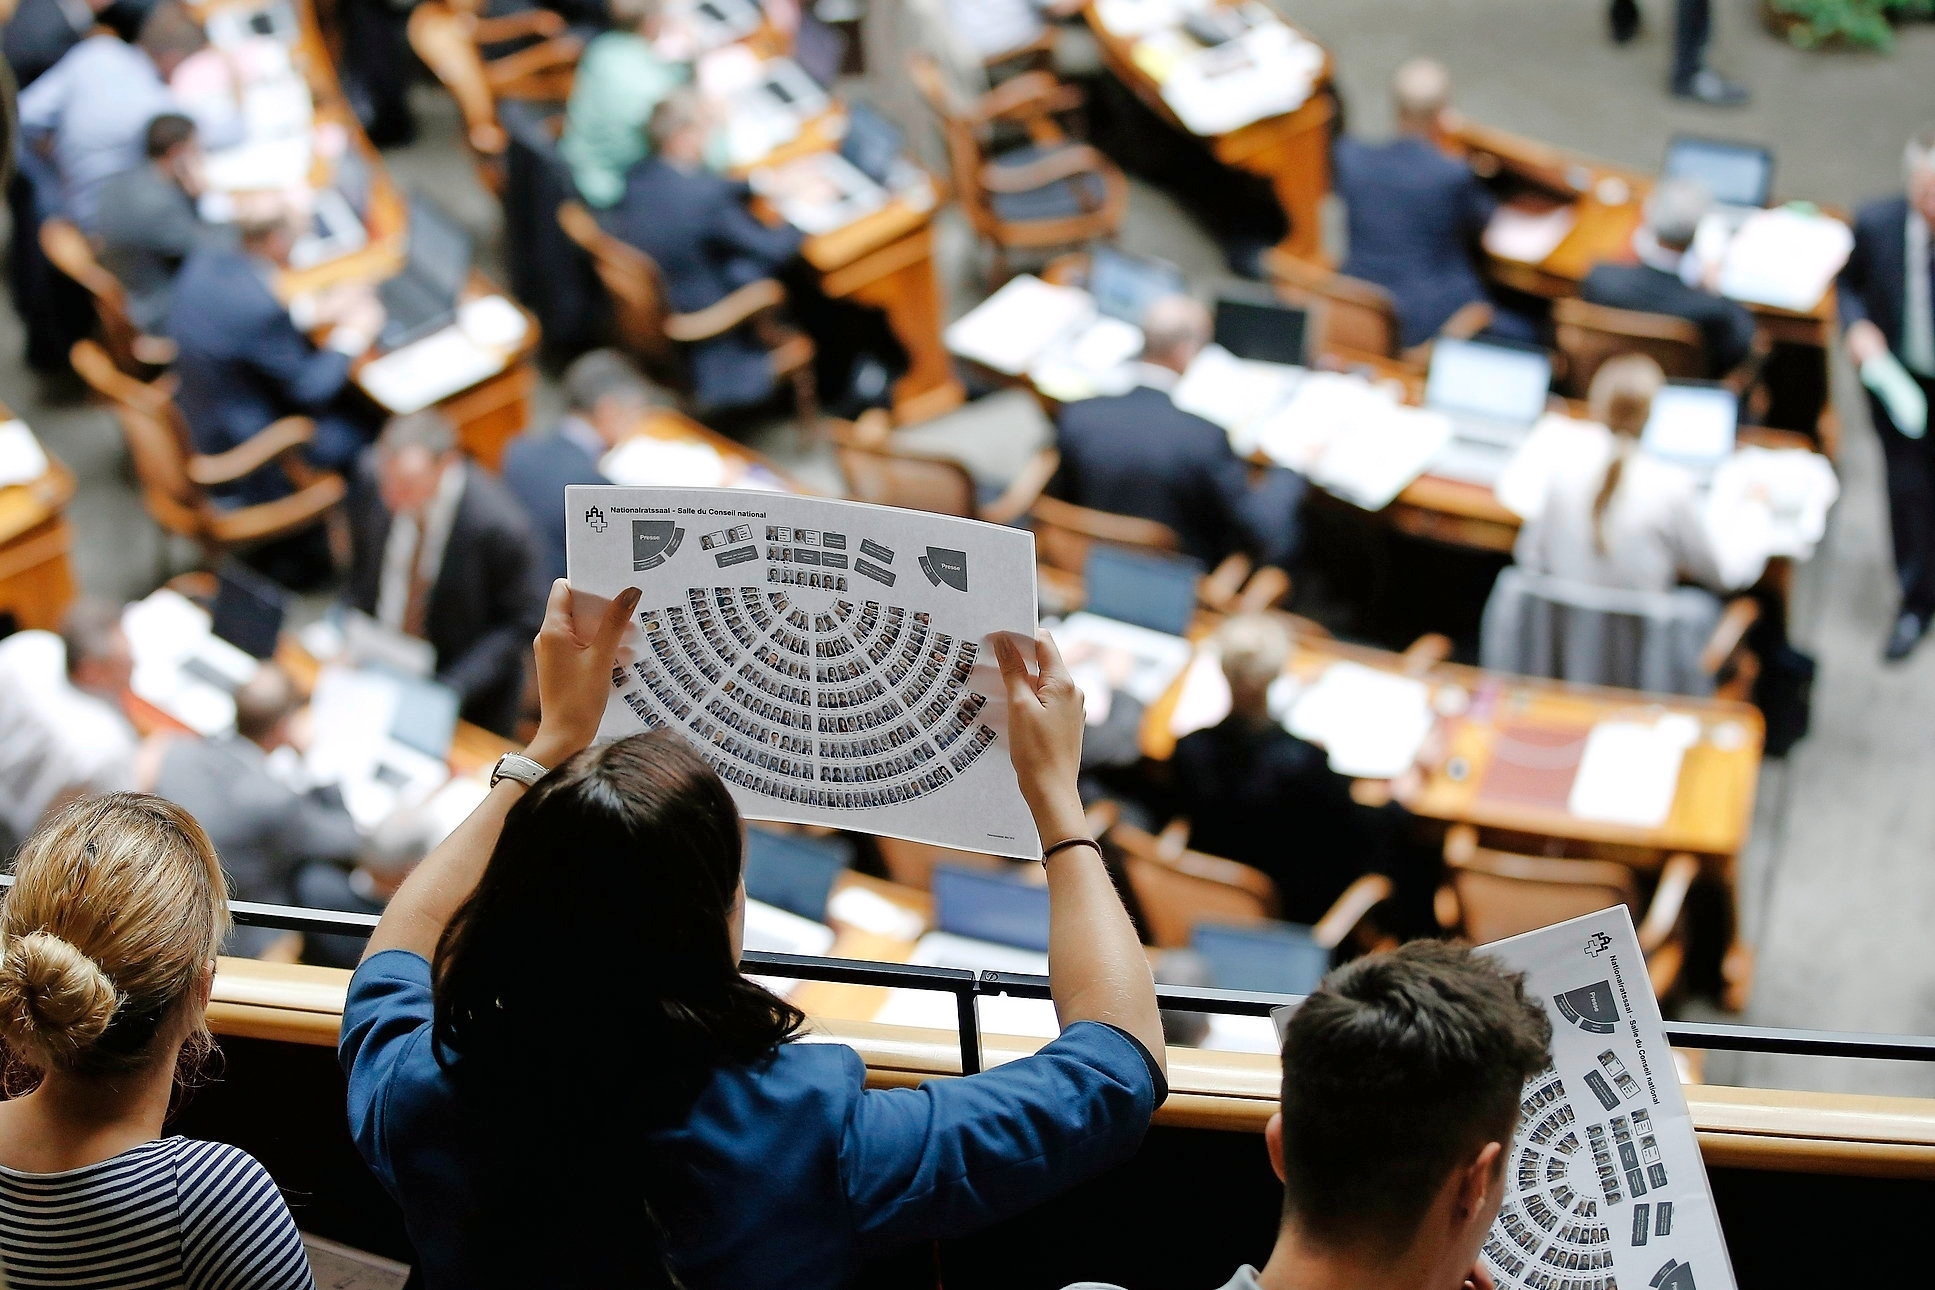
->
[
  {"left": 1191, "top": 921, "right": 1332, "bottom": 996},
  {"left": 754, "top": 59, "right": 830, "bottom": 123},
  {"left": 1661, "top": 135, "right": 1774, "bottom": 222},
  {"left": 793, "top": 10, "right": 846, "bottom": 89},
  {"left": 290, "top": 187, "right": 368, "bottom": 269},
  {"left": 932, "top": 865, "right": 1052, "bottom": 953},
  {"left": 1423, "top": 337, "right": 1553, "bottom": 485},
  {"left": 387, "top": 673, "right": 461, "bottom": 761},
  {"left": 1213, "top": 292, "right": 1311, "bottom": 367},
  {"left": 377, "top": 195, "right": 473, "bottom": 351},
  {"left": 1082, "top": 545, "right": 1202, "bottom": 637},
  {"left": 1088, "top": 244, "right": 1188, "bottom": 327},
  {"left": 744, "top": 827, "right": 849, "bottom": 923},
  {"left": 209, "top": 562, "right": 287, "bottom": 661},
  {"left": 839, "top": 101, "right": 904, "bottom": 188},
  {"left": 1641, "top": 380, "right": 1739, "bottom": 477}
]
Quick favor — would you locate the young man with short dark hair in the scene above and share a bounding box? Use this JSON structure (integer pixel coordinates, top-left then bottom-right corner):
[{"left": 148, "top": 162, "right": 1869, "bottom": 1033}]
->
[{"left": 1069, "top": 940, "right": 1552, "bottom": 1290}]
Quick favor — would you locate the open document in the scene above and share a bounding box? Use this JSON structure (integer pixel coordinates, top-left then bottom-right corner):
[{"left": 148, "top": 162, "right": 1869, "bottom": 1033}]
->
[
  {"left": 1477, "top": 908, "right": 1735, "bottom": 1290},
  {"left": 566, "top": 487, "right": 1041, "bottom": 856}
]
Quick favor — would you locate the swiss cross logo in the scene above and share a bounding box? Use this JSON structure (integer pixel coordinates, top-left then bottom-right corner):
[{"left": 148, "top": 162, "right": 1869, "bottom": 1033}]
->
[{"left": 585, "top": 506, "right": 608, "bottom": 533}]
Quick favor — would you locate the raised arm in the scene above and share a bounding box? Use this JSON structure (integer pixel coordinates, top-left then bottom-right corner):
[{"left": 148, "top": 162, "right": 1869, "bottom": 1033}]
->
[
  {"left": 992, "top": 631, "right": 1165, "bottom": 1075},
  {"left": 361, "top": 580, "right": 640, "bottom": 961}
]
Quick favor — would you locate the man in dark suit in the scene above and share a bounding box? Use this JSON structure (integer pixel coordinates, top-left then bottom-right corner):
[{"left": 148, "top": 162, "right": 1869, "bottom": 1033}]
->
[
  {"left": 1331, "top": 59, "right": 1500, "bottom": 351},
  {"left": 1843, "top": 135, "right": 1935, "bottom": 660},
  {"left": 1582, "top": 177, "right": 1757, "bottom": 381},
  {"left": 95, "top": 112, "right": 232, "bottom": 332},
  {"left": 167, "top": 206, "right": 386, "bottom": 503},
  {"left": 1053, "top": 295, "right": 1304, "bottom": 569},
  {"left": 153, "top": 662, "right": 362, "bottom": 957},
  {"left": 346, "top": 410, "right": 545, "bottom": 735},
  {"left": 501, "top": 348, "right": 660, "bottom": 585}
]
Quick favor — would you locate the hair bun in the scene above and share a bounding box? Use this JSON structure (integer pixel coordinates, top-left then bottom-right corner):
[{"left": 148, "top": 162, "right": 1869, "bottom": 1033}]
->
[{"left": 0, "top": 931, "right": 119, "bottom": 1062}]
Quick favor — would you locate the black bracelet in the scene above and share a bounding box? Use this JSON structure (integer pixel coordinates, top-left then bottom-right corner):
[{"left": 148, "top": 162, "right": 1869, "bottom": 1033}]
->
[{"left": 1041, "top": 836, "right": 1103, "bottom": 865}]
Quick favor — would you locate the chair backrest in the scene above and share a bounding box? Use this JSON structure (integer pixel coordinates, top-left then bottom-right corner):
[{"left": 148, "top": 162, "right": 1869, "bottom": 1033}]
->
[
  {"left": 834, "top": 442, "right": 979, "bottom": 518},
  {"left": 1265, "top": 250, "right": 1401, "bottom": 361},
  {"left": 1444, "top": 844, "right": 1642, "bottom": 946},
  {"left": 1030, "top": 494, "right": 1181, "bottom": 579},
  {"left": 909, "top": 54, "right": 998, "bottom": 236},
  {"left": 1110, "top": 823, "right": 1279, "bottom": 949},
  {"left": 69, "top": 339, "right": 203, "bottom": 536},
  {"left": 556, "top": 200, "right": 678, "bottom": 372},
  {"left": 1480, "top": 565, "right": 1722, "bottom": 696},
  {"left": 1553, "top": 297, "right": 1707, "bottom": 396},
  {"left": 40, "top": 218, "right": 146, "bottom": 373},
  {"left": 409, "top": 3, "right": 508, "bottom": 179},
  {"left": 873, "top": 835, "right": 1009, "bottom": 892}
]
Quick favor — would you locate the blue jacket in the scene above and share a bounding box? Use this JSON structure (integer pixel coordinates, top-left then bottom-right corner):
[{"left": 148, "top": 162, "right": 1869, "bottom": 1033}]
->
[
  {"left": 1333, "top": 134, "right": 1497, "bottom": 348},
  {"left": 341, "top": 950, "right": 1162, "bottom": 1290},
  {"left": 166, "top": 246, "right": 354, "bottom": 467},
  {"left": 1839, "top": 195, "right": 1917, "bottom": 357},
  {"left": 1580, "top": 260, "right": 1756, "bottom": 379},
  {"left": 501, "top": 425, "right": 609, "bottom": 586}
]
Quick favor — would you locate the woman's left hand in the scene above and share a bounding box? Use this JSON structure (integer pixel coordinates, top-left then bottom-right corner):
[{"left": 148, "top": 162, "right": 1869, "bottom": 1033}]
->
[{"left": 526, "top": 580, "right": 640, "bottom": 768}]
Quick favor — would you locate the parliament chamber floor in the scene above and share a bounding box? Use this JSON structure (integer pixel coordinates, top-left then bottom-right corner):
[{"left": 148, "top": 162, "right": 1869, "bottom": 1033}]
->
[{"left": 7, "top": 0, "right": 1935, "bottom": 1120}]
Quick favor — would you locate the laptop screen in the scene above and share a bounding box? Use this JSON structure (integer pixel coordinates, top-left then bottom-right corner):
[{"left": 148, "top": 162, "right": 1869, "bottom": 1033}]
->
[
  {"left": 1425, "top": 338, "right": 1552, "bottom": 425},
  {"left": 210, "top": 562, "right": 287, "bottom": 660},
  {"left": 1662, "top": 136, "right": 1774, "bottom": 210},
  {"left": 388, "top": 675, "right": 461, "bottom": 760},
  {"left": 933, "top": 866, "right": 1051, "bottom": 953},
  {"left": 840, "top": 101, "right": 904, "bottom": 187},
  {"left": 405, "top": 194, "right": 473, "bottom": 303},
  {"left": 1083, "top": 545, "right": 1201, "bottom": 637},
  {"left": 744, "top": 826, "right": 848, "bottom": 923},
  {"left": 1088, "top": 244, "right": 1188, "bottom": 326},
  {"left": 1212, "top": 294, "right": 1309, "bottom": 367},
  {"left": 1642, "top": 381, "right": 1738, "bottom": 470},
  {"left": 794, "top": 11, "right": 845, "bottom": 88},
  {"left": 1191, "top": 921, "right": 1331, "bottom": 996}
]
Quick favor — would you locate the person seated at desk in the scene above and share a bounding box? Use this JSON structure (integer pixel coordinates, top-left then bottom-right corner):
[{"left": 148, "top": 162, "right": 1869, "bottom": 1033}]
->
[
  {"left": 0, "top": 599, "right": 137, "bottom": 852},
  {"left": 167, "top": 206, "right": 386, "bottom": 504},
  {"left": 1165, "top": 614, "right": 1378, "bottom": 928},
  {"left": 152, "top": 662, "right": 362, "bottom": 959},
  {"left": 346, "top": 411, "right": 545, "bottom": 738},
  {"left": 1, "top": 0, "right": 138, "bottom": 90},
  {"left": 1332, "top": 59, "right": 1512, "bottom": 350},
  {"left": 95, "top": 112, "right": 232, "bottom": 334},
  {"left": 1581, "top": 177, "right": 1757, "bottom": 382},
  {"left": 560, "top": 0, "right": 687, "bottom": 210},
  {"left": 1052, "top": 296, "right": 1305, "bottom": 569},
  {"left": 1064, "top": 940, "right": 1552, "bottom": 1290},
  {"left": 503, "top": 348, "right": 661, "bottom": 586},
  {"left": 296, "top": 804, "right": 441, "bottom": 971},
  {"left": 1512, "top": 354, "right": 1733, "bottom": 595}
]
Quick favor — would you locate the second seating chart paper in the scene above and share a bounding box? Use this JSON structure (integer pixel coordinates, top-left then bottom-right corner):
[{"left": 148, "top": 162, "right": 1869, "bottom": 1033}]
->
[
  {"left": 566, "top": 486, "right": 1042, "bottom": 857},
  {"left": 1478, "top": 909, "right": 1735, "bottom": 1290}
]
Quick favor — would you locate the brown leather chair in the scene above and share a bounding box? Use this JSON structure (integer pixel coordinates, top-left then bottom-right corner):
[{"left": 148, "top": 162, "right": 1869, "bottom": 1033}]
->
[
  {"left": 39, "top": 218, "right": 176, "bottom": 376},
  {"left": 409, "top": 0, "right": 580, "bottom": 196},
  {"left": 1438, "top": 824, "right": 1697, "bottom": 998},
  {"left": 911, "top": 55, "right": 1127, "bottom": 283},
  {"left": 1029, "top": 495, "right": 1290, "bottom": 622},
  {"left": 831, "top": 412, "right": 1057, "bottom": 525},
  {"left": 69, "top": 340, "right": 345, "bottom": 568},
  {"left": 1264, "top": 248, "right": 1493, "bottom": 369},
  {"left": 1107, "top": 817, "right": 1395, "bottom": 953},
  {"left": 1551, "top": 297, "right": 1710, "bottom": 396},
  {"left": 557, "top": 200, "right": 820, "bottom": 438}
]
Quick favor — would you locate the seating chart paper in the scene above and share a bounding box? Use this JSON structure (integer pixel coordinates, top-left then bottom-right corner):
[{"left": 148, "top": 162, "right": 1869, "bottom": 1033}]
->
[
  {"left": 566, "top": 487, "right": 1041, "bottom": 857},
  {"left": 1478, "top": 908, "right": 1735, "bottom": 1290}
]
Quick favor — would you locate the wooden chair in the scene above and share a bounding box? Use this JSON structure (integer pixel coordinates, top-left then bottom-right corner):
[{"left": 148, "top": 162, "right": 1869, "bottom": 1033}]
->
[
  {"left": 1438, "top": 824, "right": 1698, "bottom": 999},
  {"left": 911, "top": 55, "right": 1127, "bottom": 283},
  {"left": 830, "top": 412, "right": 1057, "bottom": 525},
  {"left": 1106, "top": 817, "right": 1395, "bottom": 953},
  {"left": 1264, "top": 248, "right": 1493, "bottom": 369},
  {"left": 409, "top": 0, "right": 580, "bottom": 196},
  {"left": 39, "top": 218, "right": 175, "bottom": 376},
  {"left": 69, "top": 340, "right": 346, "bottom": 569},
  {"left": 557, "top": 200, "right": 820, "bottom": 438},
  {"left": 1030, "top": 495, "right": 1290, "bottom": 621},
  {"left": 1551, "top": 297, "right": 1710, "bottom": 396}
]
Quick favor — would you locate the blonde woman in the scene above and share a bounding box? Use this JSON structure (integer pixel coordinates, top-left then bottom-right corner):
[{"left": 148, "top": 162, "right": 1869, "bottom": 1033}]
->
[
  {"left": 1512, "top": 354, "right": 1733, "bottom": 593},
  {"left": 0, "top": 795, "right": 313, "bottom": 1289}
]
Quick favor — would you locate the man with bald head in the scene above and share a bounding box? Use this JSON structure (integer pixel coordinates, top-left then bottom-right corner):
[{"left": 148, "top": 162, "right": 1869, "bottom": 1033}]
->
[
  {"left": 1052, "top": 295, "right": 1305, "bottom": 569},
  {"left": 154, "top": 661, "right": 362, "bottom": 956},
  {"left": 1332, "top": 59, "right": 1511, "bottom": 350}
]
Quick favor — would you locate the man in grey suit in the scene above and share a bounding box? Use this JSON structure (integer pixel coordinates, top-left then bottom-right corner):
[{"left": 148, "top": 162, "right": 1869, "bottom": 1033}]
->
[
  {"left": 95, "top": 112, "right": 233, "bottom": 332},
  {"left": 154, "top": 662, "right": 361, "bottom": 957}
]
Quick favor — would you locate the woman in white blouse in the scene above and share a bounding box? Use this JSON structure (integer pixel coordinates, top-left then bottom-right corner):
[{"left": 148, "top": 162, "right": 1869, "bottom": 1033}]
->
[{"left": 1513, "top": 354, "right": 1736, "bottom": 593}]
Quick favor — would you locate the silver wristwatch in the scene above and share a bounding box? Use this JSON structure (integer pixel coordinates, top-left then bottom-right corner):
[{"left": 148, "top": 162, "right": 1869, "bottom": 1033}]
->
[{"left": 489, "top": 752, "right": 550, "bottom": 789}]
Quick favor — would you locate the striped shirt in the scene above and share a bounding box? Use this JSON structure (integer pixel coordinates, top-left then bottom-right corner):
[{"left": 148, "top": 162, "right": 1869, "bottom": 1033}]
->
[{"left": 0, "top": 1136, "right": 315, "bottom": 1289}]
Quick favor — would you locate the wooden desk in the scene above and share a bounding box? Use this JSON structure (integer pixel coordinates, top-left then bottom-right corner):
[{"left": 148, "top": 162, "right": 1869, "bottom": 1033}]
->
[
  {"left": 1082, "top": 2, "right": 1335, "bottom": 263},
  {"left": 0, "top": 418, "right": 76, "bottom": 633}
]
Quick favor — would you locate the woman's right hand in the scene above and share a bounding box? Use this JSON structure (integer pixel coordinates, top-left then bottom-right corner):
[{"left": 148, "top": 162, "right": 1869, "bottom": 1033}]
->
[
  {"left": 993, "top": 630, "right": 1088, "bottom": 842},
  {"left": 526, "top": 580, "right": 640, "bottom": 769}
]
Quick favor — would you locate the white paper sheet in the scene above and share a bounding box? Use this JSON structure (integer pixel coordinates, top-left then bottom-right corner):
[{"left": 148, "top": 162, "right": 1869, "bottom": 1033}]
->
[
  {"left": 1248, "top": 369, "right": 1403, "bottom": 465},
  {"left": 944, "top": 276, "right": 1096, "bottom": 376},
  {"left": 123, "top": 590, "right": 256, "bottom": 736},
  {"left": 0, "top": 420, "right": 50, "bottom": 487},
  {"left": 1566, "top": 721, "right": 1687, "bottom": 828},
  {"left": 872, "top": 932, "right": 1059, "bottom": 1038},
  {"left": 566, "top": 487, "right": 1041, "bottom": 856},
  {"left": 1716, "top": 207, "right": 1853, "bottom": 312},
  {"left": 1314, "top": 404, "right": 1455, "bottom": 511},
  {"left": 1047, "top": 612, "right": 1194, "bottom": 707},
  {"left": 1159, "top": 23, "right": 1322, "bottom": 136},
  {"left": 1028, "top": 315, "right": 1144, "bottom": 403},
  {"left": 1701, "top": 445, "right": 1838, "bottom": 582},
  {"left": 1477, "top": 908, "right": 1736, "bottom": 1290},
  {"left": 358, "top": 326, "right": 508, "bottom": 414},
  {"left": 1485, "top": 204, "right": 1579, "bottom": 264},
  {"left": 202, "top": 135, "right": 313, "bottom": 192},
  {"left": 1173, "top": 344, "right": 1306, "bottom": 437},
  {"left": 743, "top": 898, "right": 837, "bottom": 959},
  {"left": 1287, "top": 661, "right": 1434, "bottom": 779}
]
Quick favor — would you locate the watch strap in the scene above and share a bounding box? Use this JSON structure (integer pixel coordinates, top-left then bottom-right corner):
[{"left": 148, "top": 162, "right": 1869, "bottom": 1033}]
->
[{"left": 490, "top": 752, "right": 550, "bottom": 789}]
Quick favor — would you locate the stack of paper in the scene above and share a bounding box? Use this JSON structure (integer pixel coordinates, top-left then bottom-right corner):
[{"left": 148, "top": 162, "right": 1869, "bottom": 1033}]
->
[
  {"left": 1160, "top": 23, "right": 1323, "bottom": 135},
  {"left": 599, "top": 436, "right": 732, "bottom": 488},
  {"left": 1566, "top": 719, "right": 1691, "bottom": 827},
  {"left": 1173, "top": 344, "right": 1305, "bottom": 438},
  {"left": 1287, "top": 661, "right": 1434, "bottom": 779},
  {"left": 1483, "top": 205, "right": 1578, "bottom": 264},
  {"left": 1250, "top": 373, "right": 1451, "bottom": 511},
  {"left": 1028, "top": 315, "right": 1144, "bottom": 403},
  {"left": 1095, "top": 0, "right": 1193, "bottom": 38},
  {"left": 1718, "top": 207, "right": 1853, "bottom": 312},
  {"left": 944, "top": 275, "right": 1097, "bottom": 376},
  {"left": 0, "top": 420, "right": 50, "bottom": 488},
  {"left": 1704, "top": 445, "right": 1839, "bottom": 564},
  {"left": 359, "top": 327, "right": 506, "bottom": 415}
]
